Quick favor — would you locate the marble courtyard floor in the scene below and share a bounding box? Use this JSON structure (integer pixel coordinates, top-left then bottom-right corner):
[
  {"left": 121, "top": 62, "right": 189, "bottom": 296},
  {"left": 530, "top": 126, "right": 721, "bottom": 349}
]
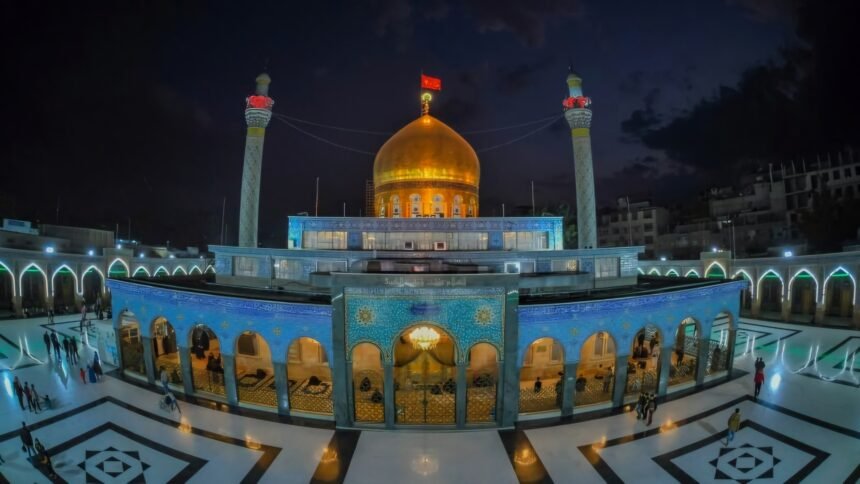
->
[{"left": 0, "top": 315, "right": 857, "bottom": 483}]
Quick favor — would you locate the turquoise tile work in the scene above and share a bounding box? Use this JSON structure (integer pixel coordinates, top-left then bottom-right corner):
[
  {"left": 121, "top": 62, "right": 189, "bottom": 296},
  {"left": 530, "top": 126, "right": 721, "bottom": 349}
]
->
[{"left": 344, "top": 287, "right": 505, "bottom": 363}]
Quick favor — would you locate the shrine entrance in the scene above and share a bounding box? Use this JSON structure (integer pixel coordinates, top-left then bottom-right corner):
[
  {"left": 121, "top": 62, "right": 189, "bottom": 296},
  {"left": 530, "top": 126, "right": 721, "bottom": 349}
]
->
[{"left": 393, "top": 325, "right": 457, "bottom": 425}]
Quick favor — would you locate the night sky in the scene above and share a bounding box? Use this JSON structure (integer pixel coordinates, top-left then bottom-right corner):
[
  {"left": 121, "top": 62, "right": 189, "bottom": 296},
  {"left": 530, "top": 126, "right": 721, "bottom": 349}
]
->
[{"left": 3, "top": 1, "right": 850, "bottom": 249}]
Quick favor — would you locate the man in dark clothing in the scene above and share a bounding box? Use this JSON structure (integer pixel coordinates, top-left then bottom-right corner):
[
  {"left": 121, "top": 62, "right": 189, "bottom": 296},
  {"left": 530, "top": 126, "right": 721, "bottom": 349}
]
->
[
  {"left": 43, "top": 331, "right": 51, "bottom": 358},
  {"left": 20, "top": 422, "right": 35, "bottom": 457},
  {"left": 70, "top": 336, "right": 80, "bottom": 363},
  {"left": 646, "top": 393, "right": 658, "bottom": 425},
  {"left": 754, "top": 357, "right": 765, "bottom": 373},
  {"left": 50, "top": 332, "right": 61, "bottom": 360},
  {"left": 13, "top": 377, "right": 26, "bottom": 411},
  {"left": 23, "top": 382, "right": 35, "bottom": 412},
  {"left": 62, "top": 337, "right": 70, "bottom": 360}
]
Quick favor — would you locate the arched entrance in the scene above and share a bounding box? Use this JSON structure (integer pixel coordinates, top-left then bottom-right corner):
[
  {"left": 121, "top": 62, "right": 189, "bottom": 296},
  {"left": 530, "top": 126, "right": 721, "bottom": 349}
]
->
[
  {"left": 234, "top": 331, "right": 276, "bottom": 407},
  {"left": 152, "top": 317, "right": 181, "bottom": 386},
  {"left": 20, "top": 264, "right": 47, "bottom": 314},
  {"left": 153, "top": 266, "right": 169, "bottom": 278},
  {"left": 0, "top": 262, "right": 14, "bottom": 315},
  {"left": 790, "top": 271, "right": 817, "bottom": 318},
  {"left": 624, "top": 325, "right": 660, "bottom": 400},
  {"left": 393, "top": 325, "right": 457, "bottom": 425},
  {"left": 575, "top": 332, "right": 616, "bottom": 407},
  {"left": 467, "top": 343, "right": 499, "bottom": 422},
  {"left": 825, "top": 268, "right": 855, "bottom": 318},
  {"left": 133, "top": 267, "right": 149, "bottom": 279},
  {"left": 352, "top": 343, "right": 384, "bottom": 423},
  {"left": 669, "top": 318, "right": 699, "bottom": 388},
  {"left": 287, "top": 337, "right": 333, "bottom": 415},
  {"left": 759, "top": 272, "right": 783, "bottom": 315},
  {"left": 519, "top": 337, "right": 564, "bottom": 414},
  {"left": 82, "top": 267, "right": 103, "bottom": 306},
  {"left": 52, "top": 266, "right": 77, "bottom": 313},
  {"left": 189, "top": 324, "right": 224, "bottom": 397},
  {"left": 108, "top": 259, "right": 129, "bottom": 278},
  {"left": 119, "top": 311, "right": 145, "bottom": 377},
  {"left": 705, "top": 313, "right": 732, "bottom": 378},
  {"left": 706, "top": 263, "right": 726, "bottom": 279}
]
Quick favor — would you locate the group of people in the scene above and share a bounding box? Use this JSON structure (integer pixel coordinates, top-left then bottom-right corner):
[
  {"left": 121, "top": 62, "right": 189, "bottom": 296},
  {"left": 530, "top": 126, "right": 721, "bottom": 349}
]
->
[
  {"left": 43, "top": 330, "right": 80, "bottom": 364},
  {"left": 13, "top": 377, "right": 49, "bottom": 413},
  {"left": 19, "top": 422, "right": 57, "bottom": 479},
  {"left": 635, "top": 392, "right": 658, "bottom": 425}
]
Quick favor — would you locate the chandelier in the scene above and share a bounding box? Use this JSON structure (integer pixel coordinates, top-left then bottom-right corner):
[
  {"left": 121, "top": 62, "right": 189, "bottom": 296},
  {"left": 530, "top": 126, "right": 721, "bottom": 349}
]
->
[{"left": 409, "top": 326, "right": 441, "bottom": 351}]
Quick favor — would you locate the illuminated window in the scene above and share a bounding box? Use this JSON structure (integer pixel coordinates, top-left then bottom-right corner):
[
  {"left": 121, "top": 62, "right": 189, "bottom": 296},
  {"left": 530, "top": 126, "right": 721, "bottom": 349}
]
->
[
  {"left": 595, "top": 257, "right": 619, "bottom": 278},
  {"left": 273, "top": 258, "right": 304, "bottom": 280},
  {"left": 233, "top": 256, "right": 260, "bottom": 277}
]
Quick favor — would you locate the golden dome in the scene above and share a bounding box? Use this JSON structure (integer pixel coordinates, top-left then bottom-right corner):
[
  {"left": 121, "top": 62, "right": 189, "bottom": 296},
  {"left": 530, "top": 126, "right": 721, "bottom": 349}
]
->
[{"left": 373, "top": 115, "right": 480, "bottom": 218}]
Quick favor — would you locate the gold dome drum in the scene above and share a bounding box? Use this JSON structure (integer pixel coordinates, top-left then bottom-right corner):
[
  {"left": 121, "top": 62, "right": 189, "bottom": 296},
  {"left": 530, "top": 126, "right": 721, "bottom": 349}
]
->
[{"left": 373, "top": 114, "right": 480, "bottom": 218}]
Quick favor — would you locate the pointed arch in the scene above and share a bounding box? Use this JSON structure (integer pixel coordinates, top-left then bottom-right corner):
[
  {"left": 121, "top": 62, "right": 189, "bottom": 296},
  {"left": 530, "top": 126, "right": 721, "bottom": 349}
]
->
[
  {"left": 172, "top": 266, "right": 187, "bottom": 276},
  {"left": 823, "top": 266, "right": 857, "bottom": 305},
  {"left": 205, "top": 265, "right": 216, "bottom": 274},
  {"left": 50, "top": 264, "right": 79, "bottom": 296},
  {"left": 133, "top": 266, "right": 151, "bottom": 278},
  {"left": 189, "top": 265, "right": 202, "bottom": 275},
  {"left": 685, "top": 269, "right": 700, "bottom": 278},
  {"left": 0, "top": 260, "right": 16, "bottom": 297},
  {"left": 648, "top": 268, "right": 661, "bottom": 276},
  {"left": 19, "top": 263, "right": 48, "bottom": 298},
  {"left": 665, "top": 269, "right": 679, "bottom": 277},
  {"left": 756, "top": 269, "right": 784, "bottom": 300},
  {"left": 732, "top": 269, "right": 755, "bottom": 298},
  {"left": 153, "top": 266, "right": 169, "bottom": 277},
  {"left": 788, "top": 269, "right": 820, "bottom": 304},
  {"left": 704, "top": 261, "right": 727, "bottom": 279},
  {"left": 107, "top": 258, "right": 130, "bottom": 278}
]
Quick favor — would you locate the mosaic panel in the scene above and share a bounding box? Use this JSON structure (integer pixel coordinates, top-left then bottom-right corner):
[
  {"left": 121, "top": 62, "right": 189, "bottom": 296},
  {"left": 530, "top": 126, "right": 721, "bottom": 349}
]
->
[{"left": 344, "top": 287, "right": 505, "bottom": 363}]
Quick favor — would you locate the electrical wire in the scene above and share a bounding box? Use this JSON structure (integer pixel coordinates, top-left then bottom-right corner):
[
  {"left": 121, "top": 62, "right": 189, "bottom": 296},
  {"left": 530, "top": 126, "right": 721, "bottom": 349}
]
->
[
  {"left": 274, "top": 116, "right": 377, "bottom": 156},
  {"left": 273, "top": 113, "right": 392, "bottom": 136},
  {"left": 475, "top": 116, "right": 564, "bottom": 153},
  {"left": 460, "top": 114, "right": 561, "bottom": 134}
]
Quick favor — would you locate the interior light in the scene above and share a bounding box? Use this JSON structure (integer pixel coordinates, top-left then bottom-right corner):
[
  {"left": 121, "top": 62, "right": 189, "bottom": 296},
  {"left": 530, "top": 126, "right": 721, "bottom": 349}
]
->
[
  {"left": 116, "top": 243, "right": 122, "bottom": 249},
  {"left": 660, "top": 256, "right": 667, "bottom": 261},
  {"left": 87, "top": 249, "right": 95, "bottom": 256},
  {"left": 45, "top": 247, "right": 55, "bottom": 254},
  {"left": 783, "top": 250, "right": 793, "bottom": 257}
]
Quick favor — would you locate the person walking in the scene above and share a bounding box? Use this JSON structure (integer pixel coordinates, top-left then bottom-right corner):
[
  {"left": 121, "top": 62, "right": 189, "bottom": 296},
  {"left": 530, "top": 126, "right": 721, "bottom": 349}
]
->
[
  {"left": 34, "top": 439, "right": 57, "bottom": 479},
  {"left": 725, "top": 408, "right": 741, "bottom": 446},
  {"left": 70, "top": 335, "right": 79, "bottom": 364},
  {"left": 43, "top": 331, "right": 51, "bottom": 358},
  {"left": 29, "top": 384, "right": 42, "bottom": 413},
  {"left": 646, "top": 393, "right": 658, "bottom": 425},
  {"left": 93, "top": 355, "right": 103, "bottom": 380},
  {"left": 20, "top": 422, "right": 35, "bottom": 457},
  {"left": 87, "top": 364, "right": 97, "bottom": 383},
  {"left": 23, "top": 382, "right": 34, "bottom": 413},
  {"left": 13, "top": 377, "right": 26, "bottom": 411},
  {"left": 636, "top": 391, "right": 647, "bottom": 420},
  {"left": 79, "top": 367, "right": 87, "bottom": 384},
  {"left": 755, "top": 357, "right": 765, "bottom": 374},
  {"left": 50, "top": 332, "right": 61, "bottom": 360},
  {"left": 48, "top": 308, "right": 54, "bottom": 323},
  {"left": 754, "top": 370, "right": 765, "bottom": 399},
  {"left": 62, "top": 337, "right": 70, "bottom": 361}
]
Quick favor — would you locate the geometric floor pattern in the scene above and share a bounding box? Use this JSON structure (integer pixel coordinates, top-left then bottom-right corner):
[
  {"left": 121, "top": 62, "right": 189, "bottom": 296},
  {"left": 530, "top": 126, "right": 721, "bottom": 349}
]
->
[{"left": 0, "top": 315, "right": 858, "bottom": 483}]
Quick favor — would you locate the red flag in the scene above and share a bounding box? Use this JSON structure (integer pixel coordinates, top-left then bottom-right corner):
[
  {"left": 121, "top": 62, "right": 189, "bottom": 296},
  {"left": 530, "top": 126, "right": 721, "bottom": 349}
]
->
[{"left": 421, "top": 74, "right": 442, "bottom": 91}]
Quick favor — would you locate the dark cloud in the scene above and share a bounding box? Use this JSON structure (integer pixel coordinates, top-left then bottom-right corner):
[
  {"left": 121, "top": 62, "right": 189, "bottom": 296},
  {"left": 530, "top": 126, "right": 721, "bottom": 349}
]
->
[
  {"left": 370, "top": 0, "right": 582, "bottom": 49},
  {"left": 620, "top": 88, "right": 661, "bottom": 141},
  {"left": 727, "top": 0, "right": 799, "bottom": 22},
  {"left": 497, "top": 55, "right": 557, "bottom": 93},
  {"left": 464, "top": 0, "right": 583, "bottom": 46}
]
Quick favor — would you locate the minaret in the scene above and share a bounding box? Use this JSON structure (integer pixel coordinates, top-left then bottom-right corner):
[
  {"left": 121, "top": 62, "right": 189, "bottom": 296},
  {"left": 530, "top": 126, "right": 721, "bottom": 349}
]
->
[
  {"left": 238, "top": 73, "right": 274, "bottom": 247},
  {"left": 563, "top": 70, "right": 597, "bottom": 249}
]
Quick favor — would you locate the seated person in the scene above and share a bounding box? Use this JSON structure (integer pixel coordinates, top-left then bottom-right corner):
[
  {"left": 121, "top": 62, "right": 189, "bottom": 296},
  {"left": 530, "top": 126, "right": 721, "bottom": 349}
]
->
[
  {"left": 442, "top": 378, "right": 456, "bottom": 394},
  {"left": 370, "top": 388, "right": 383, "bottom": 403},
  {"left": 533, "top": 376, "right": 542, "bottom": 392},
  {"left": 359, "top": 376, "right": 372, "bottom": 392},
  {"left": 308, "top": 375, "right": 322, "bottom": 386}
]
